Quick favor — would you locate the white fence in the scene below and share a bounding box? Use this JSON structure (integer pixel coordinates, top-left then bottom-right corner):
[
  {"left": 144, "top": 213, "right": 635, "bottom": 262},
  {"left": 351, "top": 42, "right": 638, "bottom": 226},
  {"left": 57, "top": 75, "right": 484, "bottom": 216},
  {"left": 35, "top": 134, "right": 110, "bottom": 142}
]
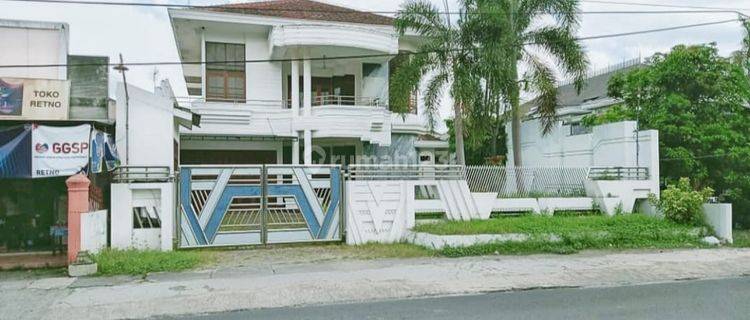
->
[{"left": 464, "top": 166, "right": 590, "bottom": 198}]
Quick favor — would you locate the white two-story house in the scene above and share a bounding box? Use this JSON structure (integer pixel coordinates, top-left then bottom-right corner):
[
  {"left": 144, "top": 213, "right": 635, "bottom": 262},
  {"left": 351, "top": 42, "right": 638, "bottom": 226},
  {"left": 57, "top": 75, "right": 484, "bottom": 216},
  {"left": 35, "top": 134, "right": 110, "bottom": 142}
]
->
[{"left": 168, "top": 0, "right": 449, "bottom": 167}]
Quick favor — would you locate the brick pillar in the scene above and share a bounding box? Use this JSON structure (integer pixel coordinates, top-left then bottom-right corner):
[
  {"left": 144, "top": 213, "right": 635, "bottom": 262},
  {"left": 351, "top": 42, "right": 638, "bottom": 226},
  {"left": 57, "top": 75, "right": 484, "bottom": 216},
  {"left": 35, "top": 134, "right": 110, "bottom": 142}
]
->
[{"left": 66, "top": 174, "right": 90, "bottom": 264}]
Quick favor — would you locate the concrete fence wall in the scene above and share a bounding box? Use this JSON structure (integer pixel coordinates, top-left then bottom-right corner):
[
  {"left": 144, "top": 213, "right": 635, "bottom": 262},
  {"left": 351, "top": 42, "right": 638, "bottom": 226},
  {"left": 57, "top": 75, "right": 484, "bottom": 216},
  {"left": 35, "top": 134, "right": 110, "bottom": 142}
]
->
[
  {"left": 80, "top": 210, "right": 107, "bottom": 254},
  {"left": 111, "top": 182, "right": 175, "bottom": 251},
  {"left": 345, "top": 179, "right": 480, "bottom": 245}
]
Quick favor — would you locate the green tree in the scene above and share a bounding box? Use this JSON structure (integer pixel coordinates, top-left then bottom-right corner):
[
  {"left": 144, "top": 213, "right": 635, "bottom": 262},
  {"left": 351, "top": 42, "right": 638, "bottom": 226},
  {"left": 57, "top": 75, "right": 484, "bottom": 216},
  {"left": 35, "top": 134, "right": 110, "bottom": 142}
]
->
[
  {"left": 446, "top": 118, "right": 508, "bottom": 165},
  {"left": 391, "top": 0, "right": 481, "bottom": 164},
  {"left": 463, "top": 0, "right": 588, "bottom": 167},
  {"left": 608, "top": 44, "right": 750, "bottom": 227}
]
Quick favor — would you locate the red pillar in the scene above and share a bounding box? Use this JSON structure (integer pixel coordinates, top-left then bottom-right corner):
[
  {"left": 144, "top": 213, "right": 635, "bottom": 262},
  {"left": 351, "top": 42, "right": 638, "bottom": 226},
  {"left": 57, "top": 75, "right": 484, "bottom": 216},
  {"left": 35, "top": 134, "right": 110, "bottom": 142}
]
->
[{"left": 66, "top": 174, "right": 90, "bottom": 264}]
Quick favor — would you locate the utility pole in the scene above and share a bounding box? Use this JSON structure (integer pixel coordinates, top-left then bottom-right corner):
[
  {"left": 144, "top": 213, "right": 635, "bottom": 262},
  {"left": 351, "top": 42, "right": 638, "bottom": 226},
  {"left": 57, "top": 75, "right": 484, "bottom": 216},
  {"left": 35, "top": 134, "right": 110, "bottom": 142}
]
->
[{"left": 114, "top": 54, "right": 130, "bottom": 165}]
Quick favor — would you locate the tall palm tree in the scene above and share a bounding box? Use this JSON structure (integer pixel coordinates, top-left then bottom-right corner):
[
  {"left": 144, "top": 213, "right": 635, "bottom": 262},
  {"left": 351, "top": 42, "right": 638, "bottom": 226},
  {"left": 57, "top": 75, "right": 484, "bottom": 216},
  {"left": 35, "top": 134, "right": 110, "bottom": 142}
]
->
[
  {"left": 391, "top": 0, "right": 480, "bottom": 165},
  {"left": 465, "top": 0, "right": 588, "bottom": 167}
]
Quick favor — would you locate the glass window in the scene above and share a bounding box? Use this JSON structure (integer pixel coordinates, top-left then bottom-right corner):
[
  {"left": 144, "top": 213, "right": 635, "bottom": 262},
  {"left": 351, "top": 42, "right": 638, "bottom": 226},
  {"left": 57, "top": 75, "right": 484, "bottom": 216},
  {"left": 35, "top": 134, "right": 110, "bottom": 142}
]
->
[
  {"left": 569, "top": 122, "right": 592, "bottom": 136},
  {"left": 205, "top": 42, "right": 246, "bottom": 101}
]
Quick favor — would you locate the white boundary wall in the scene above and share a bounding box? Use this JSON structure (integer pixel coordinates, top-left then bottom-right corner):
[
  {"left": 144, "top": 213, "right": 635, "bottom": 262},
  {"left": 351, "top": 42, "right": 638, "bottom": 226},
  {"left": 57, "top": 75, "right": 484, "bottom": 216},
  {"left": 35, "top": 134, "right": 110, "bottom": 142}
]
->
[
  {"left": 507, "top": 120, "right": 657, "bottom": 172},
  {"left": 111, "top": 183, "right": 175, "bottom": 251},
  {"left": 506, "top": 120, "right": 660, "bottom": 215},
  {"left": 345, "top": 180, "right": 480, "bottom": 244},
  {"left": 80, "top": 210, "right": 107, "bottom": 254}
]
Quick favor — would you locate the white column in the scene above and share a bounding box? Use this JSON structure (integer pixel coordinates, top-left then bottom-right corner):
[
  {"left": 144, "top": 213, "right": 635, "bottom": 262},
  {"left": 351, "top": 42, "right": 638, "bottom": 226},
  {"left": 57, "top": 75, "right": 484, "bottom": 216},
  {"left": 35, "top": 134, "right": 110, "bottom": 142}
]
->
[
  {"left": 291, "top": 59, "right": 300, "bottom": 117},
  {"left": 304, "top": 130, "right": 312, "bottom": 165},
  {"left": 200, "top": 28, "right": 206, "bottom": 101},
  {"left": 303, "top": 58, "right": 312, "bottom": 116},
  {"left": 292, "top": 135, "right": 300, "bottom": 165}
]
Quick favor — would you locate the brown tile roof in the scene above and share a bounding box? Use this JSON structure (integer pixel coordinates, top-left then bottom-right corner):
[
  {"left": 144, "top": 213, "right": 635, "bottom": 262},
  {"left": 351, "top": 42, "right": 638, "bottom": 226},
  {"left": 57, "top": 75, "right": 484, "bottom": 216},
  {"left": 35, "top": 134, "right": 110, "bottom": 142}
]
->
[{"left": 204, "top": 0, "right": 394, "bottom": 26}]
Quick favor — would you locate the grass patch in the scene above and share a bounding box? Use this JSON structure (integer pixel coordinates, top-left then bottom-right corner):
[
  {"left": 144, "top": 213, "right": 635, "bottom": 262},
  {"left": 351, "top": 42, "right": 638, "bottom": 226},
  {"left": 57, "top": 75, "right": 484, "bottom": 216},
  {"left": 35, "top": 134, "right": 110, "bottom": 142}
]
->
[
  {"left": 414, "top": 214, "right": 697, "bottom": 236},
  {"left": 413, "top": 214, "right": 706, "bottom": 257},
  {"left": 732, "top": 229, "right": 750, "bottom": 247},
  {"left": 340, "top": 243, "right": 435, "bottom": 259},
  {"left": 92, "top": 249, "right": 212, "bottom": 276}
]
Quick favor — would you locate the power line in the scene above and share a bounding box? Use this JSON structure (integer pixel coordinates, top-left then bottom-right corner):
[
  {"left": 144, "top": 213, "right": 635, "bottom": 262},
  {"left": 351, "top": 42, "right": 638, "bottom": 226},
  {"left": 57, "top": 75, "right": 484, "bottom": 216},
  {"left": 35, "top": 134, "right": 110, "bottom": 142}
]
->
[
  {"left": 582, "top": 0, "right": 750, "bottom": 12},
  {"left": 575, "top": 18, "right": 740, "bottom": 41},
  {"left": 0, "top": 17, "right": 741, "bottom": 69},
  {"left": 2, "top": 0, "right": 748, "bottom": 16}
]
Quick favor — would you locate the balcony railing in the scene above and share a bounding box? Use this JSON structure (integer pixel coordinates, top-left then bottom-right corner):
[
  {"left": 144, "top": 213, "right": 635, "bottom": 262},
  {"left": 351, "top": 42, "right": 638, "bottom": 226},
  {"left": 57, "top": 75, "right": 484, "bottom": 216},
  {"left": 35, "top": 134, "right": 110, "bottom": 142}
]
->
[
  {"left": 286, "top": 95, "right": 384, "bottom": 108},
  {"left": 345, "top": 165, "right": 465, "bottom": 180},
  {"left": 176, "top": 95, "right": 384, "bottom": 109},
  {"left": 112, "top": 166, "right": 172, "bottom": 183},
  {"left": 312, "top": 95, "right": 382, "bottom": 108},
  {"left": 175, "top": 97, "right": 286, "bottom": 108},
  {"left": 588, "top": 167, "right": 650, "bottom": 181}
]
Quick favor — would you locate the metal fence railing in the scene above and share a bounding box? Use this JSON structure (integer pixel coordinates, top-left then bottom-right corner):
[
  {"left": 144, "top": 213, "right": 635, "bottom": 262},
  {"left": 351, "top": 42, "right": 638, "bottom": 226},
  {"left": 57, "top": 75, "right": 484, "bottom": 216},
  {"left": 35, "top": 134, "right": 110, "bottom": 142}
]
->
[
  {"left": 464, "top": 166, "right": 590, "bottom": 198},
  {"left": 112, "top": 166, "right": 172, "bottom": 183},
  {"left": 345, "top": 165, "right": 465, "bottom": 181},
  {"left": 588, "top": 167, "right": 649, "bottom": 181}
]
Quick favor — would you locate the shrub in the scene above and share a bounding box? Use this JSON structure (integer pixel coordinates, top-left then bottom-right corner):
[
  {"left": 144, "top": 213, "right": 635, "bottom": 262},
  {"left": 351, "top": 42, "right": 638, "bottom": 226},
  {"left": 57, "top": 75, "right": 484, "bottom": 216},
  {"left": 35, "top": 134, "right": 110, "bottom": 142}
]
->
[{"left": 650, "top": 178, "right": 713, "bottom": 225}]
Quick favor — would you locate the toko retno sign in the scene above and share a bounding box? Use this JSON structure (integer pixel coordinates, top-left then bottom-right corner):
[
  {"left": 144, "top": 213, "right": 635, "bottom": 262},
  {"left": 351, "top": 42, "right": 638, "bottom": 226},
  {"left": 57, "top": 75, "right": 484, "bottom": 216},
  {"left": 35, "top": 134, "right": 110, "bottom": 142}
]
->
[{"left": 0, "top": 77, "right": 71, "bottom": 120}]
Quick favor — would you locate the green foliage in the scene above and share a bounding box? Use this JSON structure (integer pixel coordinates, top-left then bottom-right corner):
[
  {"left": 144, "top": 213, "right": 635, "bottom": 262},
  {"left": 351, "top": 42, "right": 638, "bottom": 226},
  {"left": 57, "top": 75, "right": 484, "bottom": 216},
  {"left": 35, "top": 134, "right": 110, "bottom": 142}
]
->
[
  {"left": 391, "top": 0, "right": 480, "bottom": 163},
  {"left": 92, "top": 249, "right": 209, "bottom": 276},
  {"left": 607, "top": 44, "right": 750, "bottom": 228},
  {"left": 649, "top": 178, "right": 714, "bottom": 226},
  {"left": 428, "top": 214, "right": 704, "bottom": 257},
  {"left": 580, "top": 104, "right": 634, "bottom": 128},
  {"left": 732, "top": 229, "right": 750, "bottom": 247},
  {"left": 446, "top": 118, "right": 507, "bottom": 165},
  {"left": 391, "top": 0, "right": 588, "bottom": 165},
  {"left": 346, "top": 243, "right": 436, "bottom": 259},
  {"left": 414, "top": 214, "right": 697, "bottom": 236}
]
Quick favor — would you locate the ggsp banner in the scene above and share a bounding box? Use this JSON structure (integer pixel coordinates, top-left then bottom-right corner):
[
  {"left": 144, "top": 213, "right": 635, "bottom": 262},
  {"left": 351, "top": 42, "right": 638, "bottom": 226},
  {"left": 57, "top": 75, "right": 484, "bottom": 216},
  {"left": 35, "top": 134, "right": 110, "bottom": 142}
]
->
[
  {"left": 31, "top": 124, "right": 91, "bottom": 178},
  {"left": 0, "top": 77, "right": 70, "bottom": 120}
]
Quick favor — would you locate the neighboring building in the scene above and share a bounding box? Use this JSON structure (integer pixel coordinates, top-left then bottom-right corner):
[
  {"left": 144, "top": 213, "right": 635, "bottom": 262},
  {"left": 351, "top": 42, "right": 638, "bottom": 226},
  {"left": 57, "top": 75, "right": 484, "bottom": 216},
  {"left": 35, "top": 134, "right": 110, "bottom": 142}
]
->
[
  {"left": 167, "top": 0, "right": 449, "bottom": 167},
  {"left": 506, "top": 58, "right": 659, "bottom": 214},
  {"left": 507, "top": 58, "right": 649, "bottom": 169},
  {"left": 0, "top": 19, "right": 112, "bottom": 256}
]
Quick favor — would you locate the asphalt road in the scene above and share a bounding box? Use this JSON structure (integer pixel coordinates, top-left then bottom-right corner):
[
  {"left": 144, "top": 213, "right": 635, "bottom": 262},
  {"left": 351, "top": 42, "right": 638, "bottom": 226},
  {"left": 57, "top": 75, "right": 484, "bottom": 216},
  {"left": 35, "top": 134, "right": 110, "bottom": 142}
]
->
[{"left": 169, "top": 277, "right": 750, "bottom": 320}]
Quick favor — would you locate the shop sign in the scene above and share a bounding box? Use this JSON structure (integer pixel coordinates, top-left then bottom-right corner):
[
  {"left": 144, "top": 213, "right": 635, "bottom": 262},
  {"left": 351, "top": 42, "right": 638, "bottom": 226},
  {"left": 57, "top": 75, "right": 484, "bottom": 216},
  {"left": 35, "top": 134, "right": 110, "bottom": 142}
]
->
[{"left": 0, "top": 77, "right": 70, "bottom": 120}]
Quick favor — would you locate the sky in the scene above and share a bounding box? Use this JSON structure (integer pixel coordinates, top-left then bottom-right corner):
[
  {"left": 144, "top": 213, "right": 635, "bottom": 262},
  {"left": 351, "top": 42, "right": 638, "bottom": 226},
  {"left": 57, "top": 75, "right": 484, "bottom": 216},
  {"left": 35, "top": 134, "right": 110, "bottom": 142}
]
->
[{"left": 1, "top": 0, "right": 748, "bottom": 112}]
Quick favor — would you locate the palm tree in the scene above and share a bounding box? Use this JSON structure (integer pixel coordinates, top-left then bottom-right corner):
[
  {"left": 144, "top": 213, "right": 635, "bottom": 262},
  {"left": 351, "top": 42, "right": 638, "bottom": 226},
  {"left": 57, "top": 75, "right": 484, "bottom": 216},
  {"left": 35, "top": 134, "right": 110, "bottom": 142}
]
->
[
  {"left": 391, "top": 0, "right": 480, "bottom": 165},
  {"left": 465, "top": 0, "right": 588, "bottom": 167}
]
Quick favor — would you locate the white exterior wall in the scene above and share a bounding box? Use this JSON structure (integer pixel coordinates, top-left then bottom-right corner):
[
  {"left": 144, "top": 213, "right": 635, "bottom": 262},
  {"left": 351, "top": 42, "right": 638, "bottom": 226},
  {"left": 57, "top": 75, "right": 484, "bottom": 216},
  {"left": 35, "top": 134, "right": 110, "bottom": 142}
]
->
[
  {"left": 508, "top": 120, "right": 656, "bottom": 169},
  {"left": 508, "top": 120, "right": 659, "bottom": 193},
  {"left": 112, "top": 83, "right": 180, "bottom": 251},
  {"left": 506, "top": 120, "right": 660, "bottom": 215},
  {"left": 115, "top": 83, "right": 176, "bottom": 171},
  {"left": 0, "top": 20, "right": 68, "bottom": 80},
  {"left": 246, "top": 31, "right": 283, "bottom": 101},
  {"left": 172, "top": 12, "right": 441, "bottom": 148}
]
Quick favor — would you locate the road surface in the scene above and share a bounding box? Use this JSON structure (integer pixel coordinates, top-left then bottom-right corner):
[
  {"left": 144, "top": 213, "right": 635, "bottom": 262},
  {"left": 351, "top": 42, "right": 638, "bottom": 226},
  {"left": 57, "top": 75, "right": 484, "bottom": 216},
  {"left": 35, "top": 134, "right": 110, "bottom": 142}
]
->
[{"left": 171, "top": 277, "right": 749, "bottom": 320}]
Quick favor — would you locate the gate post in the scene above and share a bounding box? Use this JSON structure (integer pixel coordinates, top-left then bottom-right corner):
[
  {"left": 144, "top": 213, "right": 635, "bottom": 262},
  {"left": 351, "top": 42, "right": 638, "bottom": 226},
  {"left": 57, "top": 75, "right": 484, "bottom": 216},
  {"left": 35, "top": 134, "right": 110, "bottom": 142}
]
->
[
  {"left": 66, "top": 174, "right": 90, "bottom": 264},
  {"left": 260, "top": 165, "right": 268, "bottom": 245}
]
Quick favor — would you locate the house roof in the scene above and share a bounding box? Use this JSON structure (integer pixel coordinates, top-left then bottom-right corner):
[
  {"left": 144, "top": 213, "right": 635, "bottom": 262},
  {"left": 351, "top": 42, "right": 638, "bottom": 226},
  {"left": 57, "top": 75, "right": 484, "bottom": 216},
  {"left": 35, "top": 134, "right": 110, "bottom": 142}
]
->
[
  {"left": 522, "top": 58, "right": 643, "bottom": 115},
  {"left": 204, "top": 0, "right": 395, "bottom": 26}
]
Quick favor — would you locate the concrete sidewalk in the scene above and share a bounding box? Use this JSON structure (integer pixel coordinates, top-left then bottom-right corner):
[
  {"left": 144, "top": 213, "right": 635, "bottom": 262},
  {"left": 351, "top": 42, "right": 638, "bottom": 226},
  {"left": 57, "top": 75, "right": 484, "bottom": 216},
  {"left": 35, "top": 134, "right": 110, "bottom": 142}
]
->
[{"left": 1, "top": 248, "right": 750, "bottom": 320}]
